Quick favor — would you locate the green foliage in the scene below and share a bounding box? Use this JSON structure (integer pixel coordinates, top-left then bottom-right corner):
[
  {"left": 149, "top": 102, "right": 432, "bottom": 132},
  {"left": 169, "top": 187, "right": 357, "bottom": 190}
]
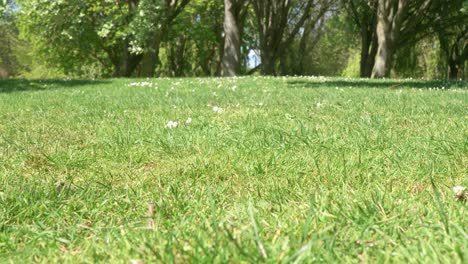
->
[
  {"left": 341, "top": 49, "right": 361, "bottom": 78},
  {"left": 129, "top": 0, "right": 165, "bottom": 51},
  {"left": 158, "top": 0, "right": 224, "bottom": 77},
  {"left": 462, "top": 0, "right": 468, "bottom": 12},
  {"left": 306, "top": 13, "right": 356, "bottom": 76},
  {"left": 392, "top": 46, "right": 424, "bottom": 78},
  {"left": 0, "top": 0, "right": 21, "bottom": 77},
  {"left": 2, "top": 0, "right": 467, "bottom": 79},
  {"left": 17, "top": 0, "right": 138, "bottom": 77},
  {"left": 277, "top": 8, "right": 357, "bottom": 77}
]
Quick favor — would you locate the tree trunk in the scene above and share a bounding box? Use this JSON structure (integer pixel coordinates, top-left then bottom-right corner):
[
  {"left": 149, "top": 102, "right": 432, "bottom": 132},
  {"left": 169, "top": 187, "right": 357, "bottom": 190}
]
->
[
  {"left": 222, "top": 0, "right": 241, "bottom": 76},
  {"left": 279, "top": 52, "right": 289, "bottom": 75},
  {"left": 448, "top": 61, "right": 459, "bottom": 79},
  {"left": 372, "top": 14, "right": 393, "bottom": 78},
  {"left": 136, "top": 0, "right": 190, "bottom": 77},
  {"left": 111, "top": 40, "right": 143, "bottom": 77},
  {"left": 260, "top": 51, "right": 276, "bottom": 75},
  {"left": 360, "top": 28, "right": 378, "bottom": 78},
  {"left": 447, "top": 40, "right": 467, "bottom": 80},
  {"left": 360, "top": 33, "right": 378, "bottom": 78},
  {"left": 448, "top": 45, "right": 461, "bottom": 79},
  {"left": 112, "top": 56, "right": 142, "bottom": 77},
  {"left": 297, "top": 21, "right": 312, "bottom": 75},
  {"left": 367, "top": 34, "right": 379, "bottom": 77},
  {"left": 109, "top": 0, "right": 142, "bottom": 77},
  {"left": 168, "top": 35, "right": 187, "bottom": 77},
  {"left": 140, "top": 32, "right": 163, "bottom": 77},
  {"left": 360, "top": 31, "right": 371, "bottom": 78},
  {"left": 371, "top": 0, "right": 409, "bottom": 78},
  {"left": 252, "top": 0, "right": 317, "bottom": 77},
  {"left": 437, "top": 31, "right": 466, "bottom": 80}
]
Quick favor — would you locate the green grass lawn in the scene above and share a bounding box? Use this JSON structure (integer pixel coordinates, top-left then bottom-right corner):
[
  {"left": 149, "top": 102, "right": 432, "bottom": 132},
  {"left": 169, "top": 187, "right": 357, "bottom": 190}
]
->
[{"left": 0, "top": 77, "right": 467, "bottom": 263}]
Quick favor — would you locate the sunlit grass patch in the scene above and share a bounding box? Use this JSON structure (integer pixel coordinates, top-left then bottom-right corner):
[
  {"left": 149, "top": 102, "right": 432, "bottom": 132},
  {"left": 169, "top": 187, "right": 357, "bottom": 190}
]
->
[{"left": 0, "top": 77, "right": 467, "bottom": 263}]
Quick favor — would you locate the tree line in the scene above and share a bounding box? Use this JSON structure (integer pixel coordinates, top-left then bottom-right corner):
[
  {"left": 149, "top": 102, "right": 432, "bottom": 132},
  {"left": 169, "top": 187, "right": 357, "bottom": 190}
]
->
[{"left": 1, "top": 0, "right": 467, "bottom": 79}]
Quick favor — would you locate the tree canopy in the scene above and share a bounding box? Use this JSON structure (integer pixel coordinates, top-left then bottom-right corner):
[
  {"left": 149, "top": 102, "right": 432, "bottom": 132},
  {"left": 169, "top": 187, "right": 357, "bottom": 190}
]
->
[{"left": 0, "top": 0, "right": 466, "bottom": 79}]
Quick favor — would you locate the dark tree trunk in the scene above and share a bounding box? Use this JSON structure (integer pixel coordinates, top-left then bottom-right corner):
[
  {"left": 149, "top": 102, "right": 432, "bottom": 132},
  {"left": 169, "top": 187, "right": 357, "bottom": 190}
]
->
[
  {"left": 222, "top": 0, "right": 242, "bottom": 76},
  {"left": 261, "top": 51, "right": 277, "bottom": 75},
  {"left": 447, "top": 43, "right": 464, "bottom": 80},
  {"left": 109, "top": 0, "right": 142, "bottom": 77},
  {"left": 297, "top": 21, "right": 312, "bottom": 75},
  {"left": 252, "top": 0, "right": 317, "bottom": 76},
  {"left": 438, "top": 29, "right": 467, "bottom": 80},
  {"left": 110, "top": 40, "right": 143, "bottom": 77},
  {"left": 366, "top": 34, "right": 378, "bottom": 77},
  {"left": 140, "top": 33, "right": 163, "bottom": 77},
  {"left": 137, "top": 0, "right": 190, "bottom": 77},
  {"left": 112, "top": 55, "right": 142, "bottom": 77},
  {"left": 447, "top": 35, "right": 467, "bottom": 80},
  {"left": 448, "top": 60, "right": 459, "bottom": 79},
  {"left": 168, "top": 35, "right": 187, "bottom": 77},
  {"left": 279, "top": 52, "right": 289, "bottom": 75},
  {"left": 360, "top": 31, "right": 371, "bottom": 77},
  {"left": 215, "top": 38, "right": 224, "bottom": 76},
  {"left": 346, "top": 0, "right": 378, "bottom": 78},
  {"left": 360, "top": 28, "right": 378, "bottom": 78}
]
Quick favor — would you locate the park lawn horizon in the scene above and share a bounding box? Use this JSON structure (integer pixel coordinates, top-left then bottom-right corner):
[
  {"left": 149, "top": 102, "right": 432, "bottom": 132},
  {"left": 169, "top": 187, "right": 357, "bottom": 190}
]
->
[{"left": 0, "top": 77, "right": 467, "bottom": 263}]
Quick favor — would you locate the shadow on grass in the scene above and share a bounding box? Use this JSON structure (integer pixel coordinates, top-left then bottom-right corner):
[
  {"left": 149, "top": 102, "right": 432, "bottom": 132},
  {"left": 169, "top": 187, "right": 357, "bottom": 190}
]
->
[
  {"left": 287, "top": 78, "right": 468, "bottom": 90},
  {"left": 0, "top": 79, "right": 110, "bottom": 93}
]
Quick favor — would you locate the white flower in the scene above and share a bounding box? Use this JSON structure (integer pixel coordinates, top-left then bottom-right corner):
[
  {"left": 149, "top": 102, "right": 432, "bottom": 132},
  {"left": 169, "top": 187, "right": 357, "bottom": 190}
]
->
[
  {"left": 185, "top": 117, "right": 192, "bottom": 124},
  {"left": 128, "top": 82, "right": 153, "bottom": 87},
  {"left": 212, "top": 106, "right": 224, "bottom": 113},
  {"left": 453, "top": 185, "right": 467, "bottom": 202},
  {"left": 231, "top": 85, "right": 237, "bottom": 91},
  {"left": 453, "top": 185, "right": 466, "bottom": 195},
  {"left": 316, "top": 102, "right": 322, "bottom": 108},
  {"left": 165, "top": 121, "right": 178, "bottom": 129}
]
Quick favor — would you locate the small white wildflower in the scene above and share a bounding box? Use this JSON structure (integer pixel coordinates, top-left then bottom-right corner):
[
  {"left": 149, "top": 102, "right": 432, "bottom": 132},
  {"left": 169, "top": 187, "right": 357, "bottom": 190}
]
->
[
  {"left": 258, "top": 102, "right": 264, "bottom": 106},
  {"left": 165, "top": 121, "right": 178, "bottom": 129},
  {"left": 185, "top": 117, "right": 192, "bottom": 124},
  {"left": 316, "top": 102, "right": 322, "bottom": 108},
  {"left": 183, "top": 244, "right": 192, "bottom": 251},
  {"left": 453, "top": 185, "right": 466, "bottom": 195},
  {"left": 231, "top": 85, "right": 237, "bottom": 91},
  {"left": 212, "top": 106, "right": 224, "bottom": 113},
  {"left": 453, "top": 185, "right": 467, "bottom": 202},
  {"left": 128, "top": 81, "right": 152, "bottom": 87}
]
